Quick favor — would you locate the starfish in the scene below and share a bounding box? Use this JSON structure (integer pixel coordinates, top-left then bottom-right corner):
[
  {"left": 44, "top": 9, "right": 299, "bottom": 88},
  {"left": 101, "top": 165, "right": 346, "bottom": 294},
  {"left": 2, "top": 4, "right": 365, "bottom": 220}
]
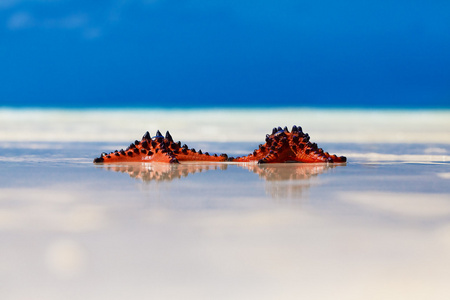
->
[
  {"left": 232, "top": 126, "right": 347, "bottom": 163},
  {"left": 93, "top": 130, "right": 228, "bottom": 164},
  {"left": 93, "top": 126, "right": 346, "bottom": 164}
]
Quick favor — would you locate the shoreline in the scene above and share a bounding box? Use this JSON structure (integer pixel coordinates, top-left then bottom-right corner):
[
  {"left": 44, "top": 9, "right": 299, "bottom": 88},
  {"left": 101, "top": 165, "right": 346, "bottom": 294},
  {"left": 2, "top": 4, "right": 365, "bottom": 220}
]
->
[{"left": 1, "top": 108, "right": 449, "bottom": 144}]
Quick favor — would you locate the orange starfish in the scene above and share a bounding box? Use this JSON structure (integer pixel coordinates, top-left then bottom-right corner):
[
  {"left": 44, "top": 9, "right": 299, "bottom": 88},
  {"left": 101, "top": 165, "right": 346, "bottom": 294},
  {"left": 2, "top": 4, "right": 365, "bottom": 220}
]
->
[
  {"left": 232, "top": 126, "right": 347, "bottom": 163},
  {"left": 93, "top": 130, "right": 228, "bottom": 164},
  {"left": 93, "top": 126, "right": 346, "bottom": 164}
]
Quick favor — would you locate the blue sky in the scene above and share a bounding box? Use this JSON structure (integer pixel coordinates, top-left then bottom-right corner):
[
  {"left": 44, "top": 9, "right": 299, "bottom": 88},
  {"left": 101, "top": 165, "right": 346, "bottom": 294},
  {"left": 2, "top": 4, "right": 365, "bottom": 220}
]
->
[{"left": 1, "top": 0, "right": 449, "bottom": 108}]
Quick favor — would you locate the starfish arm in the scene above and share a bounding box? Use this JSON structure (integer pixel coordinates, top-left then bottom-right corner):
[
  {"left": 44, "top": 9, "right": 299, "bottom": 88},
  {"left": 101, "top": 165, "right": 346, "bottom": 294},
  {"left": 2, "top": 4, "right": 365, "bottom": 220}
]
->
[
  {"left": 256, "top": 148, "right": 293, "bottom": 163},
  {"left": 174, "top": 146, "right": 228, "bottom": 162},
  {"left": 232, "top": 146, "right": 270, "bottom": 163},
  {"left": 176, "top": 151, "right": 228, "bottom": 162},
  {"left": 287, "top": 127, "right": 347, "bottom": 163},
  {"left": 256, "top": 134, "right": 296, "bottom": 163}
]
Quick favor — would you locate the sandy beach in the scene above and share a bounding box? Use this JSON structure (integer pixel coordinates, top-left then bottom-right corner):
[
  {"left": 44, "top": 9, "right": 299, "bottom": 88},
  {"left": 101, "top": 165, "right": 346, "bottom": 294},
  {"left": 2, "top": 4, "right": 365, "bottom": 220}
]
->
[{"left": 1, "top": 108, "right": 450, "bottom": 299}]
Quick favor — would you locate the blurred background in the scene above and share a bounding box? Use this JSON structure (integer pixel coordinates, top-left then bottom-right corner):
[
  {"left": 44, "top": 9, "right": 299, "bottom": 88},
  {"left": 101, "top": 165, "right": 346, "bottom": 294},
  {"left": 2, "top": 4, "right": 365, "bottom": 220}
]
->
[{"left": 1, "top": 0, "right": 449, "bottom": 109}]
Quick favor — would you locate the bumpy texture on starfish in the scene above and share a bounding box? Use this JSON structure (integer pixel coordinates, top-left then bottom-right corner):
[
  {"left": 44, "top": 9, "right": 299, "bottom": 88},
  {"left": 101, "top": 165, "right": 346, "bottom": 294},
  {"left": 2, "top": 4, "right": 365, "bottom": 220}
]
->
[
  {"left": 93, "top": 126, "right": 346, "bottom": 164},
  {"left": 93, "top": 130, "right": 228, "bottom": 164},
  {"left": 232, "top": 125, "right": 347, "bottom": 163}
]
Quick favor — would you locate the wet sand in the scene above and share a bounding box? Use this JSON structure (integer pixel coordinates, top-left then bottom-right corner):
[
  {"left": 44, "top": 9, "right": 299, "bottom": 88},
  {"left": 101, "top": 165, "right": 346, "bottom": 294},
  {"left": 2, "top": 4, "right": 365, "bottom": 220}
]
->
[{"left": 1, "top": 109, "right": 450, "bottom": 299}]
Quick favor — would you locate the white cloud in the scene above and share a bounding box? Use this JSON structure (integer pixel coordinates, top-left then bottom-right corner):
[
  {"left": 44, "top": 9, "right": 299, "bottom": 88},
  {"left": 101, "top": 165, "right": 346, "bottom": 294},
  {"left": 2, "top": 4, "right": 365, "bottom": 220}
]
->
[
  {"left": 0, "top": 0, "right": 21, "bottom": 10},
  {"left": 7, "top": 12, "right": 34, "bottom": 29},
  {"left": 6, "top": 11, "right": 101, "bottom": 39},
  {"left": 0, "top": 0, "right": 65, "bottom": 9},
  {"left": 42, "top": 13, "right": 88, "bottom": 29},
  {"left": 3, "top": 0, "right": 162, "bottom": 38},
  {"left": 83, "top": 27, "right": 102, "bottom": 39}
]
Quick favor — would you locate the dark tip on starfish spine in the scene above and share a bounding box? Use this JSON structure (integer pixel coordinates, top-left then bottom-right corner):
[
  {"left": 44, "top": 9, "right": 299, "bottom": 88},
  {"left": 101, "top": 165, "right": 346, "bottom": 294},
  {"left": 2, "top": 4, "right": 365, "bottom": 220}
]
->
[
  {"left": 198, "top": 149, "right": 202, "bottom": 154},
  {"left": 191, "top": 148, "right": 196, "bottom": 153},
  {"left": 141, "top": 149, "right": 147, "bottom": 154},
  {"left": 283, "top": 126, "right": 289, "bottom": 132},
  {"left": 156, "top": 130, "right": 162, "bottom": 137},
  {"left": 272, "top": 127, "right": 277, "bottom": 134},
  {"left": 114, "top": 152, "right": 120, "bottom": 156},
  {"left": 120, "top": 149, "right": 125, "bottom": 155},
  {"left": 277, "top": 126, "right": 282, "bottom": 131},
  {"left": 135, "top": 140, "right": 140, "bottom": 146},
  {"left": 165, "top": 131, "right": 173, "bottom": 142},
  {"left": 220, "top": 153, "right": 228, "bottom": 159},
  {"left": 133, "top": 148, "right": 139, "bottom": 154},
  {"left": 142, "top": 131, "right": 151, "bottom": 140},
  {"left": 292, "top": 125, "right": 298, "bottom": 132}
]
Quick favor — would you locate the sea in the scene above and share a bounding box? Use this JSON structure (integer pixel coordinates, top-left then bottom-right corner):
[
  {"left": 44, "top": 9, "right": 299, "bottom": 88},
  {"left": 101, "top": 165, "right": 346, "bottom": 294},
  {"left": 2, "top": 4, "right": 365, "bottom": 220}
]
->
[{"left": 1, "top": 107, "right": 450, "bottom": 300}]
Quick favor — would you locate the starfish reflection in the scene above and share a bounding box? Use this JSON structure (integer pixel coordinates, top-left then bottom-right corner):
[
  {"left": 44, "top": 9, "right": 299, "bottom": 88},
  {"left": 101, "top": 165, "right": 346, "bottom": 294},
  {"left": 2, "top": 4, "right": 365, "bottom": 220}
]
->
[
  {"left": 241, "top": 163, "right": 342, "bottom": 199},
  {"left": 98, "top": 162, "right": 344, "bottom": 199},
  {"left": 100, "top": 162, "right": 228, "bottom": 182}
]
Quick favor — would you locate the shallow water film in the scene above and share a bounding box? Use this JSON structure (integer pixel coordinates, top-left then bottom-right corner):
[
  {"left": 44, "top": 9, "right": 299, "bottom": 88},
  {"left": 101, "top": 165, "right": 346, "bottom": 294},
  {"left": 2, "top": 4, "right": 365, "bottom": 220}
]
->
[{"left": 1, "top": 140, "right": 450, "bottom": 300}]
